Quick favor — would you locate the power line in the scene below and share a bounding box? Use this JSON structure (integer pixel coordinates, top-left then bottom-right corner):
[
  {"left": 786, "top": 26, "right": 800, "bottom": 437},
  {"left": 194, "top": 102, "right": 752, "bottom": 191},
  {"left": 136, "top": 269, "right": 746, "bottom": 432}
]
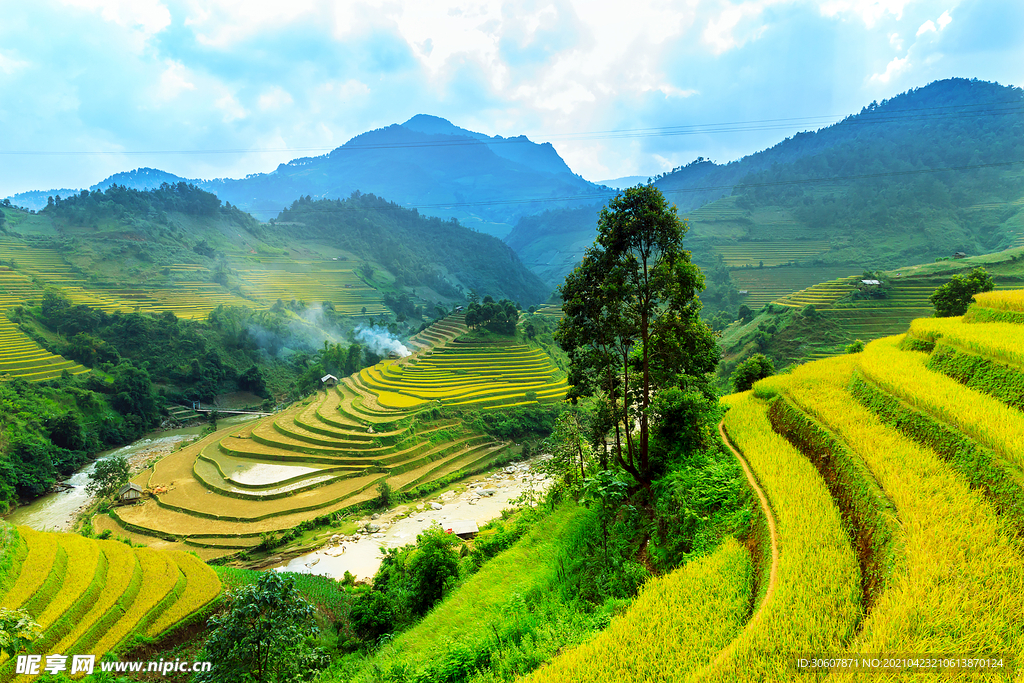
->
[
  {"left": 1, "top": 98, "right": 1021, "bottom": 157},
  {"left": 239, "top": 158, "right": 1024, "bottom": 219}
]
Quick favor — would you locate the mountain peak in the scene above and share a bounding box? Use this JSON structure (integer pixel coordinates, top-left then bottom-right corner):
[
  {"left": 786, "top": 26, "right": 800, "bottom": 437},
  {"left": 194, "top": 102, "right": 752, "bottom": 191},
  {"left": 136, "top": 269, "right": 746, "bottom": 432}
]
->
[{"left": 401, "top": 114, "right": 478, "bottom": 138}]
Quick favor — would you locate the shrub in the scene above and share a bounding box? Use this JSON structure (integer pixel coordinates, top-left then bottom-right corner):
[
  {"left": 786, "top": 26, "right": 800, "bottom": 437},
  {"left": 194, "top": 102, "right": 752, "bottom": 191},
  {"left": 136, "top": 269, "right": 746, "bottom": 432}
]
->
[
  {"left": 930, "top": 266, "right": 995, "bottom": 317},
  {"left": 731, "top": 353, "right": 775, "bottom": 392}
]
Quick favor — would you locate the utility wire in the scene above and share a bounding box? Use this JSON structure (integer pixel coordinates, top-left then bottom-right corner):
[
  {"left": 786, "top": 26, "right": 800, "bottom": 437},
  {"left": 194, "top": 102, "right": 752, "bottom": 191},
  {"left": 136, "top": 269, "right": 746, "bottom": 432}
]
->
[
  {"left": 235, "top": 159, "right": 1024, "bottom": 219},
  {"left": 1, "top": 98, "right": 1021, "bottom": 157}
]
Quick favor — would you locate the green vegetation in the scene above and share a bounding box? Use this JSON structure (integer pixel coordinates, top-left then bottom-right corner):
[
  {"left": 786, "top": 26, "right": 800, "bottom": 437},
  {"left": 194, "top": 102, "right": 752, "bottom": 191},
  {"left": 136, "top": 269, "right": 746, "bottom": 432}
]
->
[
  {"left": 196, "top": 572, "right": 328, "bottom": 683},
  {"left": 0, "top": 521, "right": 221, "bottom": 670},
  {"left": 275, "top": 194, "right": 549, "bottom": 305},
  {"left": 929, "top": 266, "right": 995, "bottom": 316},
  {"left": 0, "top": 607, "right": 42, "bottom": 659},
  {"left": 730, "top": 353, "right": 774, "bottom": 392},
  {"left": 558, "top": 185, "right": 718, "bottom": 485},
  {"left": 86, "top": 454, "right": 130, "bottom": 500}
]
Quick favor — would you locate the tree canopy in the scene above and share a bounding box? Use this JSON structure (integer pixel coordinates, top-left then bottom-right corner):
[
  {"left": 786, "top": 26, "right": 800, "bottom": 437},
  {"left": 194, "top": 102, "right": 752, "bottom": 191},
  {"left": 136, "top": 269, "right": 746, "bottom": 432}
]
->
[
  {"left": 556, "top": 185, "right": 719, "bottom": 486},
  {"left": 86, "top": 455, "right": 130, "bottom": 500},
  {"left": 197, "top": 572, "right": 328, "bottom": 683},
  {"left": 930, "top": 266, "right": 995, "bottom": 317},
  {"left": 731, "top": 353, "right": 776, "bottom": 392}
]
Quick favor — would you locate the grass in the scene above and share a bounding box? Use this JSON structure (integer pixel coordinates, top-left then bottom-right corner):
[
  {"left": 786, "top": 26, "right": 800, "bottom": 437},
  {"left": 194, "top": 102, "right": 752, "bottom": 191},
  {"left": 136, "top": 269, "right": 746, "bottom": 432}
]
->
[
  {"left": 858, "top": 335, "right": 1024, "bottom": 477},
  {"left": 702, "top": 392, "right": 860, "bottom": 680},
  {"left": 525, "top": 537, "right": 753, "bottom": 683},
  {"left": 781, "top": 351, "right": 1024, "bottom": 666},
  {"left": 339, "top": 503, "right": 590, "bottom": 681}
]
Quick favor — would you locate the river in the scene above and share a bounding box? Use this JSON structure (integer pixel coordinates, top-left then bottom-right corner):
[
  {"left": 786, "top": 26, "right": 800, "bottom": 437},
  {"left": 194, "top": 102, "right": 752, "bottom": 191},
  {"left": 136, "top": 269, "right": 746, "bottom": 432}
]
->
[
  {"left": 273, "top": 458, "right": 552, "bottom": 582},
  {"left": 3, "top": 415, "right": 259, "bottom": 532}
]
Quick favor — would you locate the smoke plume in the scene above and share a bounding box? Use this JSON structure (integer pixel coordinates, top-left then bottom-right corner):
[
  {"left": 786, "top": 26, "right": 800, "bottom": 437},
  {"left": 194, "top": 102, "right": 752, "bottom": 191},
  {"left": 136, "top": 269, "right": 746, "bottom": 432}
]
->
[{"left": 355, "top": 325, "right": 411, "bottom": 358}]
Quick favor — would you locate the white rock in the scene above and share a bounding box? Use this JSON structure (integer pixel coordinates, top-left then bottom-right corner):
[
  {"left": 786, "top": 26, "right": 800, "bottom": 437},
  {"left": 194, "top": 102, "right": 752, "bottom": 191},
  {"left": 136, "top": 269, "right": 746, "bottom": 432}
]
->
[{"left": 431, "top": 502, "right": 443, "bottom": 510}]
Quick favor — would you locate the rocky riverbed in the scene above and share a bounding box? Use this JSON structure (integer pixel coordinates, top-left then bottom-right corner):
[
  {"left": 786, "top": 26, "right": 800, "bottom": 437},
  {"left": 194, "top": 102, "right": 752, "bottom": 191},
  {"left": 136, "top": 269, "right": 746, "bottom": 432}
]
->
[{"left": 273, "top": 457, "right": 553, "bottom": 582}]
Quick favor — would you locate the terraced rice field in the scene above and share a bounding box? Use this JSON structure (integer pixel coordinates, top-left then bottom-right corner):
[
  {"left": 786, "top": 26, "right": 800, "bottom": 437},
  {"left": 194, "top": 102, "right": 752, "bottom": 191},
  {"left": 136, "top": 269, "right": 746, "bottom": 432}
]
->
[
  {"left": 99, "top": 317, "right": 531, "bottom": 549},
  {"left": 523, "top": 297, "right": 1024, "bottom": 680},
  {"left": 0, "top": 238, "right": 386, "bottom": 322},
  {"left": 407, "top": 313, "right": 468, "bottom": 351},
  {"left": 0, "top": 523, "right": 220, "bottom": 674},
  {"left": 774, "top": 272, "right": 1023, "bottom": 359},
  {"left": 712, "top": 240, "right": 831, "bottom": 268},
  {"left": 359, "top": 339, "right": 567, "bottom": 409},
  {"left": 532, "top": 304, "right": 564, "bottom": 321},
  {"left": 731, "top": 267, "right": 856, "bottom": 308},
  {"left": 233, "top": 262, "right": 388, "bottom": 316},
  {"left": 683, "top": 303, "right": 1024, "bottom": 680},
  {"left": 0, "top": 313, "right": 88, "bottom": 381}
]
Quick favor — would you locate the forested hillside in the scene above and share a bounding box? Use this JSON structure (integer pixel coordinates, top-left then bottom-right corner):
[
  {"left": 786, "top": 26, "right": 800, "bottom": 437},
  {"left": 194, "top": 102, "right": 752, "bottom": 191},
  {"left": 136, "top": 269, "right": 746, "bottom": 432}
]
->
[
  {"left": 273, "top": 193, "right": 549, "bottom": 305},
  {"left": 505, "top": 79, "right": 1024, "bottom": 302}
]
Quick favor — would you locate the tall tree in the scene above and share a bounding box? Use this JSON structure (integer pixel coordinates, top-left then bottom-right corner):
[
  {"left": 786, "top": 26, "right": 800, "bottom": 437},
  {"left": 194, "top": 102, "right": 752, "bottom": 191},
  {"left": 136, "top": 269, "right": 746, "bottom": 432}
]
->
[{"left": 556, "top": 185, "right": 718, "bottom": 487}]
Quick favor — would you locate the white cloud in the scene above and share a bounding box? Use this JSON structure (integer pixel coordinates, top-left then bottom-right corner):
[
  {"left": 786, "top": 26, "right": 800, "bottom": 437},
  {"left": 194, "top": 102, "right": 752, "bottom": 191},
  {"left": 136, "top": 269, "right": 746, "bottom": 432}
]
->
[
  {"left": 917, "top": 19, "right": 937, "bottom": 35},
  {"left": 156, "top": 60, "right": 196, "bottom": 101},
  {"left": 0, "top": 51, "right": 30, "bottom": 75},
  {"left": 59, "top": 0, "right": 171, "bottom": 35},
  {"left": 818, "top": 0, "right": 910, "bottom": 28},
  {"left": 645, "top": 84, "right": 700, "bottom": 98},
  {"left": 258, "top": 86, "right": 295, "bottom": 111},
  {"left": 215, "top": 92, "right": 248, "bottom": 122},
  {"left": 701, "top": 1, "right": 772, "bottom": 55},
  {"left": 888, "top": 32, "right": 902, "bottom": 49},
  {"left": 937, "top": 9, "right": 952, "bottom": 29},
  {"left": 869, "top": 54, "right": 908, "bottom": 83}
]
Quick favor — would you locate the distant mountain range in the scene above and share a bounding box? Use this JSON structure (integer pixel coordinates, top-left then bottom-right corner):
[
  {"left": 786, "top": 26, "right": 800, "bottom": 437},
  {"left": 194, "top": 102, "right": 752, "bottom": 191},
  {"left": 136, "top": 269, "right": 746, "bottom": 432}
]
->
[
  {"left": 9, "top": 79, "right": 1024, "bottom": 293},
  {"left": 7, "top": 115, "right": 613, "bottom": 239},
  {"left": 507, "top": 78, "right": 1024, "bottom": 286}
]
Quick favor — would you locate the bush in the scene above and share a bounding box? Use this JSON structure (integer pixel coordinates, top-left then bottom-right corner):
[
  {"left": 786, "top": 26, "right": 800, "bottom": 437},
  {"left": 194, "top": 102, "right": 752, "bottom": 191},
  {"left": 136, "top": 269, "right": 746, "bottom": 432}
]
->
[
  {"left": 930, "top": 266, "right": 995, "bottom": 317},
  {"left": 846, "top": 339, "right": 865, "bottom": 354},
  {"left": 731, "top": 353, "right": 775, "bottom": 392}
]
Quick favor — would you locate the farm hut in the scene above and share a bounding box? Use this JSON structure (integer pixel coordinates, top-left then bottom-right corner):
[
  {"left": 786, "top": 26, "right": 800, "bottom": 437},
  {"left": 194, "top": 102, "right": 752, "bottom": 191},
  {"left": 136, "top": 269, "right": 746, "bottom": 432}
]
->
[
  {"left": 954, "top": 252, "right": 967, "bottom": 259},
  {"left": 860, "top": 279, "right": 881, "bottom": 286},
  {"left": 738, "top": 290, "right": 749, "bottom": 295},
  {"left": 321, "top": 374, "right": 339, "bottom": 387},
  {"left": 446, "top": 520, "right": 479, "bottom": 539},
  {"left": 118, "top": 482, "right": 143, "bottom": 502}
]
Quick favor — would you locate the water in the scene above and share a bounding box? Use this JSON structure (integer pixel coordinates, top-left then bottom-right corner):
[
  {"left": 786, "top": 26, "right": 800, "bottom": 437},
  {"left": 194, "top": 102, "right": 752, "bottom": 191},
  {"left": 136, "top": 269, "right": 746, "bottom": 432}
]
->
[
  {"left": 274, "top": 461, "right": 551, "bottom": 581},
  {"left": 4, "top": 415, "right": 258, "bottom": 532}
]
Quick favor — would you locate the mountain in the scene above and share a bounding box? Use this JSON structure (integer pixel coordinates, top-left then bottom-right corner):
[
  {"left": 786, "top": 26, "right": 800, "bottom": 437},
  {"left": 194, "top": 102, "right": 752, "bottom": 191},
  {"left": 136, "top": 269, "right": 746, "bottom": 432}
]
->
[
  {"left": 507, "top": 78, "right": 1024, "bottom": 287},
  {"left": 272, "top": 192, "right": 550, "bottom": 305},
  {"left": 596, "top": 175, "right": 649, "bottom": 189},
  {"left": 6, "top": 116, "right": 605, "bottom": 240},
  {"left": 3, "top": 182, "right": 549, "bottom": 305}
]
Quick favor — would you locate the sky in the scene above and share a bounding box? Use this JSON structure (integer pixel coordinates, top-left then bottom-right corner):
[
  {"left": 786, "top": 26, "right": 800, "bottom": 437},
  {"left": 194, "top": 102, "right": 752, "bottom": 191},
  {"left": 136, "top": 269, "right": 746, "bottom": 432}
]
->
[{"left": 1, "top": 0, "right": 1021, "bottom": 197}]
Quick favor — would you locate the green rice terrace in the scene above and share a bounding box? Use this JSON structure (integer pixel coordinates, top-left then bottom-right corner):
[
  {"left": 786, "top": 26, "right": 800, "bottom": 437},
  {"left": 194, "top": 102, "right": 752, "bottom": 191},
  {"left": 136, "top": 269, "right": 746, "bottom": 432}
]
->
[
  {"left": 92, "top": 321, "right": 567, "bottom": 557},
  {"left": 770, "top": 247, "right": 1024, "bottom": 355},
  {"left": 0, "top": 236, "right": 390, "bottom": 383},
  {"left": 0, "top": 523, "right": 221, "bottom": 678}
]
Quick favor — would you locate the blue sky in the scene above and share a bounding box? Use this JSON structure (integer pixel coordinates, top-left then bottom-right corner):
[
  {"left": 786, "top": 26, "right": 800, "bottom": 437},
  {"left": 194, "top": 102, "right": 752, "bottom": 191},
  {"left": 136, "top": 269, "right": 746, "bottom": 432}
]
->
[{"left": 1, "top": 0, "right": 1020, "bottom": 197}]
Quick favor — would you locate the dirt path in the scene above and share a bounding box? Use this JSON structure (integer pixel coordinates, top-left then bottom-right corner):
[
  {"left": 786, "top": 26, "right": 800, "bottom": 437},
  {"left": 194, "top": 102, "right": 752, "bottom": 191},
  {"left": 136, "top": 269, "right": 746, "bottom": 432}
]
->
[{"left": 711, "top": 420, "right": 780, "bottom": 669}]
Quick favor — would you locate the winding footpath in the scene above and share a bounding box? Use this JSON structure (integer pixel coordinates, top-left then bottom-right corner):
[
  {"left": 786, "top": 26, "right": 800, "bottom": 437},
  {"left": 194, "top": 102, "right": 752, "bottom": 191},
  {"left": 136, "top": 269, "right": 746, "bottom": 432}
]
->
[{"left": 713, "top": 420, "right": 779, "bottom": 669}]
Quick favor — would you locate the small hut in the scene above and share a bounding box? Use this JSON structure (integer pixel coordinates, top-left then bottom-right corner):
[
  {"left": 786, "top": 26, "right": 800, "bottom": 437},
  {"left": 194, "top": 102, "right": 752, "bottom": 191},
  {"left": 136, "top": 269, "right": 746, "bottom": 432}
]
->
[
  {"left": 954, "top": 252, "right": 967, "bottom": 259},
  {"left": 321, "top": 374, "right": 339, "bottom": 387},
  {"left": 118, "top": 482, "right": 143, "bottom": 503},
  {"left": 446, "top": 520, "right": 479, "bottom": 539}
]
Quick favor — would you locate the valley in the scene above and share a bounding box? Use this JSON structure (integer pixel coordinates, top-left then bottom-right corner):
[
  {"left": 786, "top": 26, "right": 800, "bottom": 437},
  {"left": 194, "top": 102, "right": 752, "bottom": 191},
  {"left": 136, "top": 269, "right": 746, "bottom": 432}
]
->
[{"left": 3, "top": 76, "right": 1024, "bottom": 682}]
